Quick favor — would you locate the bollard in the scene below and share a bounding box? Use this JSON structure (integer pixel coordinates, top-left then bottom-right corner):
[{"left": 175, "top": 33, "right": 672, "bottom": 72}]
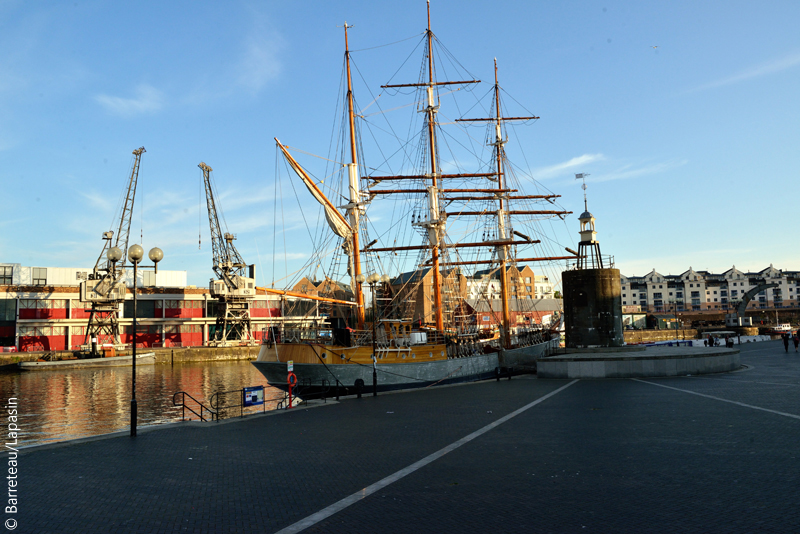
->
[
  {"left": 355, "top": 378, "right": 364, "bottom": 398},
  {"left": 372, "top": 356, "right": 378, "bottom": 397}
]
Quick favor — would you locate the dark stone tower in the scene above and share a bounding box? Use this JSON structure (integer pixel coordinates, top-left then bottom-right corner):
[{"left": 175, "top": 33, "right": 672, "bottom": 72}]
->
[{"left": 562, "top": 182, "right": 624, "bottom": 348}]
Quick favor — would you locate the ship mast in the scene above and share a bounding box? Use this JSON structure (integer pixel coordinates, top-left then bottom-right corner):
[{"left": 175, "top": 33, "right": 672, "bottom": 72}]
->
[
  {"left": 380, "top": 1, "right": 472, "bottom": 331},
  {"left": 424, "top": 1, "right": 445, "bottom": 332},
  {"left": 455, "top": 62, "right": 552, "bottom": 349},
  {"left": 344, "top": 23, "right": 366, "bottom": 330},
  {"left": 492, "top": 60, "right": 513, "bottom": 349},
  {"left": 371, "top": 3, "right": 573, "bottom": 340}
]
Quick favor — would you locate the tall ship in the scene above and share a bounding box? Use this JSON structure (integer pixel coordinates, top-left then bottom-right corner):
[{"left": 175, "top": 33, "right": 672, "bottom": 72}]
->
[{"left": 253, "top": 2, "right": 574, "bottom": 394}]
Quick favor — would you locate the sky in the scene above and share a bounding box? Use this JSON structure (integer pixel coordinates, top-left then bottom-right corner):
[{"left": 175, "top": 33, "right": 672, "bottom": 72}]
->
[{"left": 1, "top": 0, "right": 799, "bottom": 289}]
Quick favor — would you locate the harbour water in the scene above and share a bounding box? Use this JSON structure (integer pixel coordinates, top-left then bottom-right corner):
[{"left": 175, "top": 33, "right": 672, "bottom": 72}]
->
[{"left": 0, "top": 360, "right": 282, "bottom": 447}]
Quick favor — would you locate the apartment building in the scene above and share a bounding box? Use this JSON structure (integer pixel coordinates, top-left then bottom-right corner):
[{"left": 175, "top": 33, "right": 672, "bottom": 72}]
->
[{"left": 621, "top": 265, "right": 799, "bottom": 313}]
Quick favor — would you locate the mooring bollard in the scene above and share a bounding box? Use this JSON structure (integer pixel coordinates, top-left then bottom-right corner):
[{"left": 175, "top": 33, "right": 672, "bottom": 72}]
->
[
  {"left": 372, "top": 356, "right": 378, "bottom": 397},
  {"left": 355, "top": 378, "right": 364, "bottom": 399}
]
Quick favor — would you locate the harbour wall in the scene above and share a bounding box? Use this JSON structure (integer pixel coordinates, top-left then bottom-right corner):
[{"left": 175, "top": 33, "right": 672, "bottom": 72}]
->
[
  {"left": 538, "top": 347, "right": 741, "bottom": 379},
  {"left": 0, "top": 345, "right": 259, "bottom": 369},
  {"left": 624, "top": 329, "right": 699, "bottom": 344}
]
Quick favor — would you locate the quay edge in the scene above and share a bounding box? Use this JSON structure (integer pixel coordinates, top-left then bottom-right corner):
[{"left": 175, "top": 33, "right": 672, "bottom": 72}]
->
[{"left": 0, "top": 345, "right": 259, "bottom": 370}]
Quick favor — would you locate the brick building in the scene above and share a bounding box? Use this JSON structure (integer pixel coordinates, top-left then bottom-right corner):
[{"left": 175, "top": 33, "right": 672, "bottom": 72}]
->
[{"left": 0, "top": 263, "right": 299, "bottom": 352}]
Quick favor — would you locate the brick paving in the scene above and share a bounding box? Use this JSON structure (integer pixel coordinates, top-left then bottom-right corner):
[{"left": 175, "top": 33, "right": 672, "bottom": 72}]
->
[{"left": 12, "top": 340, "right": 800, "bottom": 533}]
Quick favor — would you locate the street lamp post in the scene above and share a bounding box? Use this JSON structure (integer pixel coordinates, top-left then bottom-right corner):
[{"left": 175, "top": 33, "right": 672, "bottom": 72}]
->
[
  {"left": 358, "top": 272, "right": 389, "bottom": 397},
  {"left": 127, "top": 244, "right": 163, "bottom": 438}
]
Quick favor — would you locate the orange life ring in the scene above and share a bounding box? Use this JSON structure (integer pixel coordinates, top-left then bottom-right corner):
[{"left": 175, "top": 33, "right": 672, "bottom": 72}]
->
[{"left": 287, "top": 372, "right": 298, "bottom": 387}]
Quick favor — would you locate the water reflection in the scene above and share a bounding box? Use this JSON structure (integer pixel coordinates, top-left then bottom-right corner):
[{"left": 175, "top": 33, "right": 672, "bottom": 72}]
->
[{"left": 0, "top": 361, "right": 281, "bottom": 447}]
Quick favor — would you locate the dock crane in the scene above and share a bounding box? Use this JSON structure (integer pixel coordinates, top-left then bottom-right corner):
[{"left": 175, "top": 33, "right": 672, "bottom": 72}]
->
[
  {"left": 79, "top": 147, "right": 145, "bottom": 355},
  {"left": 199, "top": 162, "right": 257, "bottom": 346}
]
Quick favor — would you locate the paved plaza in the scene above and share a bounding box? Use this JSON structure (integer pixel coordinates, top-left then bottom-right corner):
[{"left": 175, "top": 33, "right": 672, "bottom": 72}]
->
[{"left": 12, "top": 340, "right": 800, "bottom": 533}]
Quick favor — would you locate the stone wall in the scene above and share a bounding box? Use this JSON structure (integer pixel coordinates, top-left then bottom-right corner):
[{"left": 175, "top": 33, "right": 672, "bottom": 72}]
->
[
  {"left": 0, "top": 345, "right": 259, "bottom": 368},
  {"left": 623, "top": 329, "right": 699, "bottom": 344}
]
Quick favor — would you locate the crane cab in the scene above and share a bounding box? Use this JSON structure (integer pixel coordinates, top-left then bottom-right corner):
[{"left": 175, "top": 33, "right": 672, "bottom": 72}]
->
[
  {"left": 210, "top": 264, "right": 256, "bottom": 299},
  {"left": 80, "top": 276, "right": 126, "bottom": 304}
]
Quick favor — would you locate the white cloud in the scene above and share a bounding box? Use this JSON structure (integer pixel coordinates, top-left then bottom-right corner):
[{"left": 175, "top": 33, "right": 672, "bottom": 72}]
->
[
  {"left": 590, "top": 159, "right": 688, "bottom": 183},
  {"left": 688, "top": 51, "right": 800, "bottom": 93},
  {"left": 236, "top": 35, "right": 282, "bottom": 92},
  {"left": 95, "top": 84, "right": 164, "bottom": 117},
  {"left": 529, "top": 154, "right": 605, "bottom": 180},
  {"left": 77, "top": 190, "right": 115, "bottom": 212}
]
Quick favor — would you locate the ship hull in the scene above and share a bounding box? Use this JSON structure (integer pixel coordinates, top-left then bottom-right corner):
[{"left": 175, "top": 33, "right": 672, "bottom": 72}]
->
[{"left": 251, "top": 336, "right": 559, "bottom": 395}]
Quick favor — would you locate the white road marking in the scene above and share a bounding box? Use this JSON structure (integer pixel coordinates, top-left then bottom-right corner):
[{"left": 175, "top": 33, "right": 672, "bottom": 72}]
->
[
  {"left": 632, "top": 378, "right": 800, "bottom": 420},
  {"left": 273, "top": 379, "right": 580, "bottom": 534},
  {"left": 691, "top": 376, "right": 799, "bottom": 387}
]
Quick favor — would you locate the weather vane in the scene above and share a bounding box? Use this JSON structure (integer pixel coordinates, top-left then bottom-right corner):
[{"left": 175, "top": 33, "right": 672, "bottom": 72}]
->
[{"left": 575, "top": 173, "right": 590, "bottom": 211}]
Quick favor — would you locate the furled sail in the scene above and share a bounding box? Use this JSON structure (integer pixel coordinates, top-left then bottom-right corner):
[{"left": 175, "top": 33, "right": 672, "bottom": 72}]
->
[{"left": 275, "top": 138, "right": 354, "bottom": 250}]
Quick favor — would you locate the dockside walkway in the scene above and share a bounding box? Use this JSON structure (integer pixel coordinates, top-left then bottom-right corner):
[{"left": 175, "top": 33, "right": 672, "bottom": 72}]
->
[{"left": 14, "top": 341, "right": 800, "bottom": 533}]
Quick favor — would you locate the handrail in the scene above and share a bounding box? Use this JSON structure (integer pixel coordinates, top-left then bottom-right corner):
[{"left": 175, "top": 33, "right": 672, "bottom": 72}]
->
[
  {"left": 275, "top": 379, "right": 332, "bottom": 409},
  {"left": 173, "top": 391, "right": 217, "bottom": 422},
  {"left": 209, "top": 387, "right": 285, "bottom": 418}
]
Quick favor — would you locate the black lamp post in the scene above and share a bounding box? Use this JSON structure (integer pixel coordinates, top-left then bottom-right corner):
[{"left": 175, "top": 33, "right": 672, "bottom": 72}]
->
[
  {"left": 358, "top": 272, "right": 390, "bottom": 397},
  {"left": 127, "top": 244, "right": 163, "bottom": 437}
]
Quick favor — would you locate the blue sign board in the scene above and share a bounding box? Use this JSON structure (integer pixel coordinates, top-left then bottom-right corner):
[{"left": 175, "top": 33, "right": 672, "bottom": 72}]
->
[{"left": 243, "top": 386, "right": 265, "bottom": 407}]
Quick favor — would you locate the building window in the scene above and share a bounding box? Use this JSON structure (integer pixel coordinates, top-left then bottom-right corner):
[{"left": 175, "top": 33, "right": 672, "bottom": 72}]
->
[
  {"left": 653, "top": 292, "right": 662, "bottom": 299},
  {"left": 623, "top": 301, "right": 626, "bottom": 305},
  {"left": 690, "top": 284, "right": 694, "bottom": 288},
  {"left": 32, "top": 267, "right": 47, "bottom": 286},
  {"left": 721, "top": 290, "right": 727, "bottom": 297},
  {"left": 691, "top": 291, "right": 700, "bottom": 298},
  {"left": 0, "top": 266, "right": 12, "bottom": 285},
  {"left": 732, "top": 290, "right": 738, "bottom": 296},
  {"left": 677, "top": 292, "right": 683, "bottom": 298}
]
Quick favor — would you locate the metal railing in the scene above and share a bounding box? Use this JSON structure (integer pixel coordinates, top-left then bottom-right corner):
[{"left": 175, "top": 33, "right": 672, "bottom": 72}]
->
[
  {"left": 173, "top": 391, "right": 217, "bottom": 422},
  {"left": 209, "top": 387, "right": 286, "bottom": 419}
]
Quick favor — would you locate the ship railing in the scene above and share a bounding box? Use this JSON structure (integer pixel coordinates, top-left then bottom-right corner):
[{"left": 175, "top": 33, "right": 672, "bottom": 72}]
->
[
  {"left": 173, "top": 391, "right": 217, "bottom": 422},
  {"left": 351, "top": 329, "right": 373, "bottom": 346},
  {"left": 424, "top": 330, "right": 447, "bottom": 345},
  {"left": 280, "top": 326, "right": 334, "bottom": 344}
]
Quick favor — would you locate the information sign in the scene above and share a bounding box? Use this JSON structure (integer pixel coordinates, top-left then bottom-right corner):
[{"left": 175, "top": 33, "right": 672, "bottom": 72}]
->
[
  {"left": 243, "top": 386, "right": 265, "bottom": 407},
  {"left": 287, "top": 360, "right": 294, "bottom": 372}
]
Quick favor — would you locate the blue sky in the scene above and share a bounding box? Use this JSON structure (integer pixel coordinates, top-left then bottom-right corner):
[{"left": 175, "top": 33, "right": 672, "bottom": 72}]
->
[{"left": 1, "top": 0, "right": 799, "bottom": 288}]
